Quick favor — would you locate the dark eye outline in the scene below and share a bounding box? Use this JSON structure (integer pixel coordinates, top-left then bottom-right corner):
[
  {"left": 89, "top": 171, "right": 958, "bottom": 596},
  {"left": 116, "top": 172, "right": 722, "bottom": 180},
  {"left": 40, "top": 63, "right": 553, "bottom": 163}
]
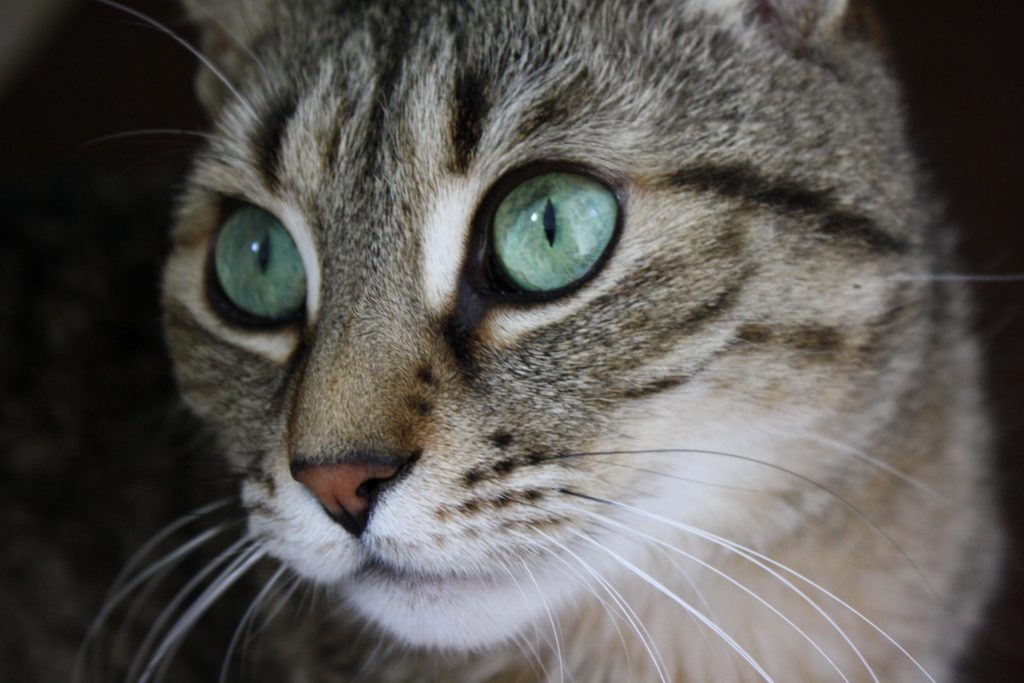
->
[
  {"left": 204, "top": 199, "right": 308, "bottom": 331},
  {"left": 465, "top": 161, "right": 626, "bottom": 305}
]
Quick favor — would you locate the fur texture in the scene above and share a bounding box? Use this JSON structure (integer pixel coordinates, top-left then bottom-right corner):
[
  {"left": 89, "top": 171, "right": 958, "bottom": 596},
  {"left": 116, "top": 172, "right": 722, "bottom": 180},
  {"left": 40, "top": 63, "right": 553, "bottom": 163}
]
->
[{"left": 137, "top": 0, "right": 1003, "bottom": 679}]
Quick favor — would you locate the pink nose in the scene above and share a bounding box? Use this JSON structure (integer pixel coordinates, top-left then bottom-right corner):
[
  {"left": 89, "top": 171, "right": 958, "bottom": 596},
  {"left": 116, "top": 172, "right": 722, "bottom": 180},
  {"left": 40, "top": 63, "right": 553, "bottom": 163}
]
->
[{"left": 290, "top": 459, "right": 402, "bottom": 535}]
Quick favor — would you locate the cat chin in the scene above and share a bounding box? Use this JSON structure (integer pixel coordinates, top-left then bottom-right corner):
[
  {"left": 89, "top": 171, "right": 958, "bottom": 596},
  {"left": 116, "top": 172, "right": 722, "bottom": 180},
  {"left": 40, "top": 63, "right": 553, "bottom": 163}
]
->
[{"left": 341, "top": 570, "right": 551, "bottom": 650}]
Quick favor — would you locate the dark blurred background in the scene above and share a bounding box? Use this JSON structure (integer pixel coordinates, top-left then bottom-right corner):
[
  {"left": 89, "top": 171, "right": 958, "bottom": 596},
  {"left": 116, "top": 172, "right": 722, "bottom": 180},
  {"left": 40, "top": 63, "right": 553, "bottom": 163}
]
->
[{"left": 0, "top": 0, "right": 1020, "bottom": 680}]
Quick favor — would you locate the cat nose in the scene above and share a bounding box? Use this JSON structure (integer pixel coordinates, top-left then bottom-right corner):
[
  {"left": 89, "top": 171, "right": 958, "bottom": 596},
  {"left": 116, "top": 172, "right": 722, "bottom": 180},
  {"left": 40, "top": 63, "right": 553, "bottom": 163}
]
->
[{"left": 290, "top": 454, "right": 411, "bottom": 536}]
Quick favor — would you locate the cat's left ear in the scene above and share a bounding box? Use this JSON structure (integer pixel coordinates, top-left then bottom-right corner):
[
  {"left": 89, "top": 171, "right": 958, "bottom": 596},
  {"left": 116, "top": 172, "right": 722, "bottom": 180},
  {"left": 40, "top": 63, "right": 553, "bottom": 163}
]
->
[
  {"left": 181, "top": 0, "right": 274, "bottom": 114},
  {"left": 689, "top": 0, "right": 877, "bottom": 52}
]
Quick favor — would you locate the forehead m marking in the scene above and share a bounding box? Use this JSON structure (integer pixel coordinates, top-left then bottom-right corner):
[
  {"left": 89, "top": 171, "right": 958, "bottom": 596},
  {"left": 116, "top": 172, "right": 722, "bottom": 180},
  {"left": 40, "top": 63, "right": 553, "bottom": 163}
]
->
[
  {"left": 252, "top": 93, "right": 300, "bottom": 192},
  {"left": 449, "top": 67, "right": 490, "bottom": 174}
]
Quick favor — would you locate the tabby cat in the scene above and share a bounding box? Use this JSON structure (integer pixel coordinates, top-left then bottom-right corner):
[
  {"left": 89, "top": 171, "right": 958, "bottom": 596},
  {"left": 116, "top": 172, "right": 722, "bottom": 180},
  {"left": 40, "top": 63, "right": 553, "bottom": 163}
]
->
[{"left": 103, "top": 0, "right": 1005, "bottom": 680}]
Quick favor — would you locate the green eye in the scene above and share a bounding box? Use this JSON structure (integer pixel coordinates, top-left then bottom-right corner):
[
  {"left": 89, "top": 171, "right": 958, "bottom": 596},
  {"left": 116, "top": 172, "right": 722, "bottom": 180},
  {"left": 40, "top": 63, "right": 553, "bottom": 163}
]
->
[
  {"left": 491, "top": 172, "right": 618, "bottom": 293},
  {"left": 212, "top": 205, "right": 306, "bottom": 323}
]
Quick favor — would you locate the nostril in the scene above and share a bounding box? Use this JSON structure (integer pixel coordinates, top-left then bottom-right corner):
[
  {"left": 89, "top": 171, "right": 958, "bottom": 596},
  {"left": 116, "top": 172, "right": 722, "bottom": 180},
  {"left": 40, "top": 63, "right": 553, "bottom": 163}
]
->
[
  {"left": 290, "top": 455, "right": 407, "bottom": 536},
  {"left": 355, "top": 477, "right": 385, "bottom": 500}
]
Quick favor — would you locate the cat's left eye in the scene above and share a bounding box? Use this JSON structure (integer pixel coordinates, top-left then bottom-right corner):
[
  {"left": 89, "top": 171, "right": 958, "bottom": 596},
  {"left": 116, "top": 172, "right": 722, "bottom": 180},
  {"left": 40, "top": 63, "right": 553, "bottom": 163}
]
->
[
  {"left": 491, "top": 171, "right": 619, "bottom": 294},
  {"left": 210, "top": 205, "right": 306, "bottom": 326}
]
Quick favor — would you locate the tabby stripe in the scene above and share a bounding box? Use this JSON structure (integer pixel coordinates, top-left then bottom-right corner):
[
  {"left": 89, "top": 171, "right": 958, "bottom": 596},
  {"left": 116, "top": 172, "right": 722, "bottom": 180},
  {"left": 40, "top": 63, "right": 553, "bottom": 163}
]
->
[
  {"left": 253, "top": 94, "right": 300, "bottom": 191},
  {"left": 735, "top": 323, "right": 843, "bottom": 354},
  {"left": 321, "top": 120, "right": 344, "bottom": 175},
  {"left": 517, "top": 92, "right": 573, "bottom": 141},
  {"left": 613, "top": 375, "right": 689, "bottom": 400},
  {"left": 358, "top": 32, "right": 408, "bottom": 177},
  {"left": 663, "top": 164, "right": 909, "bottom": 254},
  {"left": 449, "top": 68, "right": 489, "bottom": 174}
]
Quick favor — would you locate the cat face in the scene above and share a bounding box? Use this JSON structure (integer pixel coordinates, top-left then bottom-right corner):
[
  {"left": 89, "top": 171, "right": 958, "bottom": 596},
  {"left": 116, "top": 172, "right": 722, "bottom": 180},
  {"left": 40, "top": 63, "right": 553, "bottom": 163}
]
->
[{"left": 163, "top": 0, "right": 972, "bottom": 665}]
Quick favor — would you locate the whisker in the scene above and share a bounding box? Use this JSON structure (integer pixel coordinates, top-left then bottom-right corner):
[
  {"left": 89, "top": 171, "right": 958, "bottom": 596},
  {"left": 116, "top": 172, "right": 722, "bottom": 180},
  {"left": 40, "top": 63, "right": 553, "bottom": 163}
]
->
[
  {"left": 569, "top": 492, "right": 935, "bottom": 683},
  {"left": 759, "top": 425, "right": 941, "bottom": 498},
  {"left": 79, "top": 128, "right": 217, "bottom": 150},
  {"left": 189, "top": 2, "right": 271, "bottom": 81},
  {"left": 591, "top": 459, "right": 760, "bottom": 492},
  {"left": 139, "top": 543, "right": 266, "bottom": 682},
  {"left": 612, "top": 520, "right": 741, "bottom": 681},
  {"left": 96, "top": 0, "right": 258, "bottom": 120},
  {"left": 574, "top": 505, "right": 856, "bottom": 683},
  {"left": 74, "top": 520, "right": 236, "bottom": 683},
  {"left": 569, "top": 528, "right": 775, "bottom": 683},
  {"left": 553, "top": 553, "right": 637, "bottom": 677},
  {"left": 109, "top": 499, "right": 235, "bottom": 599},
  {"left": 219, "top": 565, "right": 288, "bottom": 683},
  {"left": 528, "top": 530, "right": 671, "bottom": 683},
  {"left": 885, "top": 273, "right": 1024, "bottom": 283},
  {"left": 127, "top": 536, "right": 253, "bottom": 681},
  {"left": 552, "top": 447, "right": 938, "bottom": 599},
  {"left": 240, "top": 574, "right": 303, "bottom": 677},
  {"left": 495, "top": 561, "right": 550, "bottom": 682},
  {"left": 519, "top": 559, "right": 565, "bottom": 683}
]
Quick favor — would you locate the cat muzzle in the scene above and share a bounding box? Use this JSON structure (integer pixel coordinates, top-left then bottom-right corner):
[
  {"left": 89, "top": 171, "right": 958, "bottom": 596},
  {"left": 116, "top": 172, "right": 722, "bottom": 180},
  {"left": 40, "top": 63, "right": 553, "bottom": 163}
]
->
[{"left": 290, "top": 454, "right": 413, "bottom": 536}]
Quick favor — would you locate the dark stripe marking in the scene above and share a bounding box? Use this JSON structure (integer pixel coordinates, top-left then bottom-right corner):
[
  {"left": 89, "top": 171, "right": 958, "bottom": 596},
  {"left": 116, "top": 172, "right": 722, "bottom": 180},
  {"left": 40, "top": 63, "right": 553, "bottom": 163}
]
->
[
  {"left": 664, "top": 164, "right": 909, "bottom": 254},
  {"left": 736, "top": 323, "right": 843, "bottom": 354},
  {"left": 449, "top": 68, "right": 489, "bottom": 174},
  {"left": 615, "top": 375, "right": 689, "bottom": 400},
  {"left": 321, "top": 120, "right": 343, "bottom": 175},
  {"left": 253, "top": 93, "right": 300, "bottom": 191}
]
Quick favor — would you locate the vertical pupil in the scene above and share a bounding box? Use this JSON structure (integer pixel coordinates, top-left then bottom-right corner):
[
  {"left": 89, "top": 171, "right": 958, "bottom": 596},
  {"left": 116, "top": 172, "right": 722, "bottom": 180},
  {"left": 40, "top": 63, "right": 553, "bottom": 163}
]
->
[
  {"left": 542, "top": 199, "right": 557, "bottom": 246},
  {"left": 252, "top": 229, "right": 272, "bottom": 273}
]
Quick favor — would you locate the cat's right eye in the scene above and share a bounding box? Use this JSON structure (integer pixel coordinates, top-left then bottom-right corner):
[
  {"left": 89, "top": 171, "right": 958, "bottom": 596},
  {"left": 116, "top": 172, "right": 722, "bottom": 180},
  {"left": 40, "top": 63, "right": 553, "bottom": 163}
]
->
[{"left": 210, "top": 205, "right": 306, "bottom": 326}]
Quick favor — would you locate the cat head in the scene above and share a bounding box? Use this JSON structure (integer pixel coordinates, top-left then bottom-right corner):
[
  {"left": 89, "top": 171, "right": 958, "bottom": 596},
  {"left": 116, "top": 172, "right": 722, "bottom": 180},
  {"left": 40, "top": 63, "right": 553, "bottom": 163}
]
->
[{"left": 164, "top": 0, "right": 920, "bottom": 650}]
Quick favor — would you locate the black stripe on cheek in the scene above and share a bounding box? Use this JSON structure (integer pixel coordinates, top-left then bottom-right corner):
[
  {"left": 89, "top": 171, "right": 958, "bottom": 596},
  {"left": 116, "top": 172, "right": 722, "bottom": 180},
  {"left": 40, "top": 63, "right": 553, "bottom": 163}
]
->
[
  {"left": 321, "top": 121, "right": 343, "bottom": 176},
  {"left": 736, "top": 323, "right": 843, "bottom": 354},
  {"left": 614, "top": 375, "right": 689, "bottom": 400},
  {"left": 253, "top": 94, "right": 300, "bottom": 191},
  {"left": 517, "top": 94, "right": 570, "bottom": 140},
  {"left": 449, "top": 68, "right": 489, "bottom": 174},
  {"left": 663, "top": 164, "right": 910, "bottom": 254}
]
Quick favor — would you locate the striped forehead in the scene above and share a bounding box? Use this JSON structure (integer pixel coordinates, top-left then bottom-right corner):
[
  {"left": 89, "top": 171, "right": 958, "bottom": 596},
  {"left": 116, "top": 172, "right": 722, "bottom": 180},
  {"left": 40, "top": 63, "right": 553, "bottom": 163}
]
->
[{"left": 221, "top": 21, "right": 613, "bottom": 318}]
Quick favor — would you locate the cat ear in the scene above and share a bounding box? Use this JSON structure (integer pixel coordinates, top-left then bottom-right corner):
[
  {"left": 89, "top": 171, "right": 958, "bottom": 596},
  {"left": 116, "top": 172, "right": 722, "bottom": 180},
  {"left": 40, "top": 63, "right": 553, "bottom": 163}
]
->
[
  {"left": 180, "top": 0, "right": 272, "bottom": 114},
  {"left": 689, "top": 0, "right": 858, "bottom": 51}
]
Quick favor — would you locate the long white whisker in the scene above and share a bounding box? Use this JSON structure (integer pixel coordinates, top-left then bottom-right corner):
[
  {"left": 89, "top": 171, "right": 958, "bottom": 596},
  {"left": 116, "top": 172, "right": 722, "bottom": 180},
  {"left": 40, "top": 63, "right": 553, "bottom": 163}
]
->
[
  {"left": 561, "top": 448, "right": 937, "bottom": 599},
  {"left": 759, "top": 425, "right": 940, "bottom": 498},
  {"left": 74, "top": 522, "right": 233, "bottom": 683},
  {"left": 495, "top": 561, "right": 553, "bottom": 682},
  {"left": 80, "top": 128, "right": 218, "bottom": 150},
  {"left": 190, "top": 2, "right": 271, "bottom": 81},
  {"left": 569, "top": 528, "right": 775, "bottom": 682},
  {"left": 578, "top": 494, "right": 935, "bottom": 683},
  {"left": 127, "top": 536, "right": 253, "bottom": 681},
  {"left": 519, "top": 559, "right": 565, "bottom": 683},
  {"left": 541, "top": 550, "right": 637, "bottom": 677},
  {"left": 622, "top": 523, "right": 741, "bottom": 681},
  {"left": 249, "top": 573, "right": 301, "bottom": 642},
  {"left": 885, "top": 273, "right": 1024, "bottom": 282},
  {"left": 140, "top": 544, "right": 266, "bottom": 682},
  {"left": 237, "top": 573, "right": 303, "bottom": 680},
  {"left": 96, "top": 0, "right": 258, "bottom": 120},
  {"left": 109, "top": 499, "right": 234, "bottom": 599},
  {"left": 575, "top": 506, "right": 854, "bottom": 683},
  {"left": 219, "top": 564, "right": 287, "bottom": 683},
  {"left": 528, "top": 530, "right": 671, "bottom": 683}
]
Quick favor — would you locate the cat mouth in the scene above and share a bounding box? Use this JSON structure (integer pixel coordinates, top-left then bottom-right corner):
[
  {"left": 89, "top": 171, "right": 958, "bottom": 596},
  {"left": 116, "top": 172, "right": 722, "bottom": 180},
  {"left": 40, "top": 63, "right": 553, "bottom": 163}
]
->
[
  {"left": 353, "top": 552, "right": 502, "bottom": 589},
  {"left": 356, "top": 555, "right": 431, "bottom": 583}
]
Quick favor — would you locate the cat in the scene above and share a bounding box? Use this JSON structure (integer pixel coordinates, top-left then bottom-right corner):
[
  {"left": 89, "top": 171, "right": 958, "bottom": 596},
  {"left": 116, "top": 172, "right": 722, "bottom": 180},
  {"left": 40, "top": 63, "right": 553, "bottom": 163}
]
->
[{"left": 86, "top": 0, "right": 1004, "bottom": 680}]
